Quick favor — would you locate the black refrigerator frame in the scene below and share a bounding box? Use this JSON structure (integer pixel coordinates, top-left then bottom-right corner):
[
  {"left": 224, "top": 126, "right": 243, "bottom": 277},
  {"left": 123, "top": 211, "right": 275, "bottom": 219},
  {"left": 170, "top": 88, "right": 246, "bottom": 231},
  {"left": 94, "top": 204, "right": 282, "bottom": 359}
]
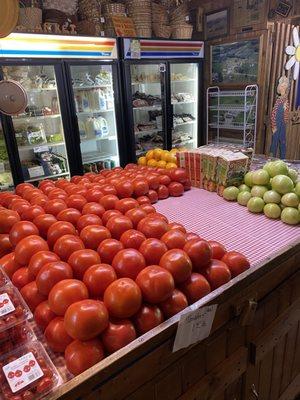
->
[
  {"left": 0, "top": 57, "right": 127, "bottom": 187},
  {"left": 119, "top": 40, "right": 204, "bottom": 163}
]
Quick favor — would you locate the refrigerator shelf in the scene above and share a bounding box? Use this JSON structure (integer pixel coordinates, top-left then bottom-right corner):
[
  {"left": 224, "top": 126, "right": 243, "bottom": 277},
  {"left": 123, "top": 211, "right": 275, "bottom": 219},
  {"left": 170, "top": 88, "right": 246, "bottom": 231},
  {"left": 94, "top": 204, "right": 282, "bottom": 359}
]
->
[
  {"left": 24, "top": 87, "right": 57, "bottom": 93},
  {"left": 209, "top": 105, "right": 252, "bottom": 111},
  {"left": 132, "top": 81, "right": 160, "bottom": 85},
  {"left": 208, "top": 90, "right": 256, "bottom": 97},
  {"left": 82, "top": 152, "right": 115, "bottom": 164},
  {"left": 26, "top": 171, "right": 69, "bottom": 183},
  {"left": 133, "top": 105, "right": 161, "bottom": 111},
  {"left": 18, "top": 142, "right": 66, "bottom": 151},
  {"left": 171, "top": 79, "right": 196, "bottom": 83},
  {"left": 135, "top": 129, "right": 160, "bottom": 136},
  {"left": 172, "top": 101, "right": 196, "bottom": 105},
  {"left": 174, "top": 120, "right": 196, "bottom": 127},
  {"left": 73, "top": 84, "right": 112, "bottom": 90},
  {"left": 77, "top": 110, "right": 114, "bottom": 116},
  {"left": 81, "top": 135, "right": 117, "bottom": 142},
  {"left": 209, "top": 122, "right": 255, "bottom": 130},
  {"left": 14, "top": 114, "right": 61, "bottom": 121}
]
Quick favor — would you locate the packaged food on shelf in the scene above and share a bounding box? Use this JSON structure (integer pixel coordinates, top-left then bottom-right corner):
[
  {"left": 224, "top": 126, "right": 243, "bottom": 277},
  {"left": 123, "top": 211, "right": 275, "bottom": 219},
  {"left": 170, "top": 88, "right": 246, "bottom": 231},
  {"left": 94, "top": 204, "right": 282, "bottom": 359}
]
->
[
  {"left": 0, "top": 322, "right": 36, "bottom": 357},
  {"left": 0, "top": 341, "right": 62, "bottom": 400}
]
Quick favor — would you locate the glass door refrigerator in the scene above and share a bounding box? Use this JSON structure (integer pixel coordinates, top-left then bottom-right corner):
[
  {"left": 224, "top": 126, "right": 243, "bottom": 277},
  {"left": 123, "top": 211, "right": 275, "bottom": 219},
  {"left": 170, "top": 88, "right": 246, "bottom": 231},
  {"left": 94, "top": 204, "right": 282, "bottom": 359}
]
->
[
  {"left": 120, "top": 38, "right": 204, "bottom": 161},
  {"left": 0, "top": 33, "right": 124, "bottom": 187}
]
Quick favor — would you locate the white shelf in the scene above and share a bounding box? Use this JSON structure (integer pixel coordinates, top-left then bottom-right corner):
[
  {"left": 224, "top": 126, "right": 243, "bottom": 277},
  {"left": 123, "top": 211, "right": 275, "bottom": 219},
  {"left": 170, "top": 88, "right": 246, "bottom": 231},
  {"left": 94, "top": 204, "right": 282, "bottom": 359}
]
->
[
  {"left": 77, "top": 109, "right": 114, "bottom": 116},
  {"left": 25, "top": 171, "right": 69, "bottom": 183},
  {"left": 132, "top": 81, "right": 160, "bottom": 85},
  {"left": 73, "top": 84, "right": 112, "bottom": 90},
  {"left": 133, "top": 105, "right": 161, "bottom": 111},
  {"left": 135, "top": 129, "right": 160, "bottom": 136},
  {"left": 81, "top": 135, "right": 117, "bottom": 142},
  {"left": 172, "top": 101, "right": 196, "bottom": 105},
  {"left": 209, "top": 105, "right": 252, "bottom": 111},
  {"left": 172, "top": 139, "right": 194, "bottom": 146},
  {"left": 23, "top": 87, "right": 57, "bottom": 93},
  {"left": 18, "top": 142, "right": 66, "bottom": 151},
  {"left": 82, "top": 152, "right": 115, "bottom": 164},
  {"left": 14, "top": 114, "right": 61, "bottom": 121},
  {"left": 174, "top": 120, "right": 196, "bottom": 127},
  {"left": 209, "top": 90, "right": 256, "bottom": 97},
  {"left": 209, "top": 122, "right": 255, "bottom": 130},
  {"left": 171, "top": 79, "right": 195, "bottom": 83}
]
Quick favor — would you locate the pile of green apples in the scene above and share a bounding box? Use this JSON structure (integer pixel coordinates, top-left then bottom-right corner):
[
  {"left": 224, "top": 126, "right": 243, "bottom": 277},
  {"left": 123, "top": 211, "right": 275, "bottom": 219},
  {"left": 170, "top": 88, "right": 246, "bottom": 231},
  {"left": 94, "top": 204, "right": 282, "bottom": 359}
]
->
[{"left": 223, "top": 160, "right": 300, "bottom": 225}]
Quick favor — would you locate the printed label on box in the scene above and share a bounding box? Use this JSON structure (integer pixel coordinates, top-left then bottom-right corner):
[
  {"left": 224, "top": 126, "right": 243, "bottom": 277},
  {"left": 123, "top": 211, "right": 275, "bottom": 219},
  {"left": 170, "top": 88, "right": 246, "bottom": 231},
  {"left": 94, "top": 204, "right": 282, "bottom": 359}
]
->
[
  {"left": 0, "top": 293, "right": 15, "bottom": 317},
  {"left": 3, "top": 352, "right": 44, "bottom": 393},
  {"left": 173, "top": 304, "right": 217, "bottom": 352},
  {"left": 28, "top": 166, "right": 44, "bottom": 179}
]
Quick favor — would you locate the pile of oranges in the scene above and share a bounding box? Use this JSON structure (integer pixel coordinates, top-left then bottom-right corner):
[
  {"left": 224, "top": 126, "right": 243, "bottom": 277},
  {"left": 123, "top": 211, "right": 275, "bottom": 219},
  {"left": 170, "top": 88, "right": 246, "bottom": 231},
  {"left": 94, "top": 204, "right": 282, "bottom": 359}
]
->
[{"left": 138, "top": 148, "right": 182, "bottom": 169}]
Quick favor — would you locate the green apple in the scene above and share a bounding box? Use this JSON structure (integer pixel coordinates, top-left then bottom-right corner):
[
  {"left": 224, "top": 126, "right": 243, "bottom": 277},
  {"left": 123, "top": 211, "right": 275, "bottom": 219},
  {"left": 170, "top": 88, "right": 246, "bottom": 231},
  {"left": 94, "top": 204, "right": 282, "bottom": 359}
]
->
[
  {"left": 263, "top": 190, "right": 281, "bottom": 204},
  {"left": 281, "top": 193, "right": 299, "bottom": 208},
  {"left": 263, "top": 161, "right": 274, "bottom": 176},
  {"left": 252, "top": 169, "right": 270, "bottom": 185},
  {"left": 244, "top": 171, "right": 254, "bottom": 187},
  {"left": 239, "top": 184, "right": 250, "bottom": 192},
  {"left": 237, "top": 191, "right": 252, "bottom": 206},
  {"left": 251, "top": 185, "right": 268, "bottom": 198},
  {"left": 288, "top": 168, "right": 298, "bottom": 184},
  {"left": 295, "top": 182, "right": 300, "bottom": 197},
  {"left": 271, "top": 175, "right": 294, "bottom": 194},
  {"left": 268, "top": 160, "right": 289, "bottom": 177},
  {"left": 223, "top": 186, "right": 239, "bottom": 201},
  {"left": 247, "top": 197, "right": 265, "bottom": 213},
  {"left": 264, "top": 203, "right": 281, "bottom": 219},
  {"left": 281, "top": 207, "right": 300, "bottom": 225}
]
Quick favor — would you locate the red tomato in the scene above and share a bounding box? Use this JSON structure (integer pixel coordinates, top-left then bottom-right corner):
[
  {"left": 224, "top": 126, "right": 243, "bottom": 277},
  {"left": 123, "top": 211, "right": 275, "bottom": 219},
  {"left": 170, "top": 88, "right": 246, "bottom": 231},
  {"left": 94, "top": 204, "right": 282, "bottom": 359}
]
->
[
  {"left": 147, "top": 175, "right": 160, "bottom": 190},
  {"left": 99, "top": 194, "right": 119, "bottom": 210},
  {"left": 53, "top": 234, "right": 85, "bottom": 261},
  {"left": 85, "top": 189, "right": 104, "bottom": 203},
  {"left": 133, "top": 180, "right": 149, "bottom": 197},
  {"left": 147, "top": 190, "right": 158, "bottom": 204},
  {"left": 36, "top": 261, "right": 73, "bottom": 295},
  {"left": 161, "top": 230, "right": 186, "bottom": 250},
  {"left": 15, "top": 183, "right": 34, "bottom": 196},
  {"left": 45, "top": 317, "right": 73, "bottom": 353},
  {"left": 209, "top": 241, "right": 227, "bottom": 260},
  {"left": 83, "top": 264, "right": 117, "bottom": 299},
  {"left": 115, "top": 181, "right": 134, "bottom": 198},
  {"left": 44, "top": 199, "right": 67, "bottom": 216},
  {"left": 102, "top": 210, "right": 122, "bottom": 226},
  {"left": 133, "top": 305, "right": 164, "bottom": 335},
  {"left": 82, "top": 202, "right": 105, "bottom": 217},
  {"left": 159, "top": 175, "right": 171, "bottom": 186},
  {"left": 48, "top": 279, "right": 89, "bottom": 316},
  {"left": 68, "top": 249, "right": 101, "bottom": 279},
  {"left": 56, "top": 208, "right": 81, "bottom": 226},
  {"left": 0, "top": 234, "right": 12, "bottom": 257},
  {"left": 125, "top": 208, "right": 147, "bottom": 228},
  {"left": 157, "top": 185, "right": 169, "bottom": 200},
  {"left": 0, "top": 210, "right": 20, "bottom": 233},
  {"left": 33, "top": 214, "right": 57, "bottom": 238},
  {"left": 221, "top": 251, "right": 250, "bottom": 277},
  {"left": 139, "top": 204, "right": 156, "bottom": 214},
  {"left": 101, "top": 185, "right": 117, "bottom": 196},
  {"left": 183, "top": 239, "right": 212, "bottom": 271},
  {"left": 136, "top": 196, "right": 151, "bottom": 205},
  {"left": 65, "top": 339, "right": 104, "bottom": 376},
  {"left": 120, "top": 229, "right": 146, "bottom": 249},
  {"left": 76, "top": 214, "right": 102, "bottom": 232},
  {"left": 20, "top": 281, "right": 47, "bottom": 311},
  {"left": 204, "top": 260, "right": 232, "bottom": 290},
  {"left": 47, "top": 221, "right": 77, "bottom": 248},
  {"left": 15, "top": 235, "right": 49, "bottom": 266},
  {"left": 106, "top": 215, "right": 133, "bottom": 240},
  {"left": 28, "top": 251, "right": 60, "bottom": 280},
  {"left": 147, "top": 212, "right": 169, "bottom": 223},
  {"left": 66, "top": 195, "right": 87, "bottom": 211},
  {"left": 139, "top": 238, "right": 168, "bottom": 265},
  {"left": 34, "top": 301, "right": 56, "bottom": 331},
  {"left": 64, "top": 299, "right": 109, "bottom": 341},
  {"left": 179, "top": 273, "right": 211, "bottom": 304},
  {"left": 101, "top": 319, "right": 136, "bottom": 354},
  {"left": 112, "top": 249, "right": 146, "bottom": 280},
  {"left": 115, "top": 198, "right": 139, "bottom": 214},
  {"left": 97, "top": 239, "right": 124, "bottom": 264},
  {"left": 9, "top": 221, "right": 39, "bottom": 247},
  {"left": 12, "top": 267, "right": 31, "bottom": 289},
  {"left": 168, "top": 222, "right": 186, "bottom": 233},
  {"left": 104, "top": 278, "right": 142, "bottom": 318},
  {"left": 159, "top": 289, "right": 188, "bottom": 318},
  {"left": 21, "top": 205, "right": 45, "bottom": 222},
  {"left": 0, "top": 253, "right": 21, "bottom": 278},
  {"left": 79, "top": 225, "right": 111, "bottom": 250},
  {"left": 186, "top": 232, "right": 200, "bottom": 241},
  {"left": 10, "top": 200, "right": 30, "bottom": 215},
  {"left": 159, "top": 249, "right": 192, "bottom": 283},
  {"left": 169, "top": 168, "right": 188, "bottom": 184},
  {"left": 136, "top": 265, "right": 174, "bottom": 304},
  {"left": 168, "top": 182, "right": 184, "bottom": 197},
  {"left": 137, "top": 216, "right": 168, "bottom": 239}
]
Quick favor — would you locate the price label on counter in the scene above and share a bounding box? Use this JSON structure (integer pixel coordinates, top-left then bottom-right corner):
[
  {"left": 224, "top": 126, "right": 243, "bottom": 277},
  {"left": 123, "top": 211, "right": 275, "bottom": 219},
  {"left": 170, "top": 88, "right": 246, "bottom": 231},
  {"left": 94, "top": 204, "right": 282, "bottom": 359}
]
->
[
  {"left": 28, "top": 166, "right": 44, "bottom": 179},
  {"left": 173, "top": 304, "right": 217, "bottom": 352}
]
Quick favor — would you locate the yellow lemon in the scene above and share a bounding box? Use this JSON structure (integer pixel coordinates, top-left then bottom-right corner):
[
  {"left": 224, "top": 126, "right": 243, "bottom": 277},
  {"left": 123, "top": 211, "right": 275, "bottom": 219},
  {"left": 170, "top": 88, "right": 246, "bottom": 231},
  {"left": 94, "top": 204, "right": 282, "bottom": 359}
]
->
[
  {"left": 157, "top": 160, "right": 167, "bottom": 168},
  {"left": 138, "top": 156, "right": 147, "bottom": 166},
  {"left": 153, "top": 148, "right": 164, "bottom": 160},
  {"left": 146, "top": 150, "right": 154, "bottom": 160},
  {"left": 161, "top": 150, "right": 170, "bottom": 162},
  {"left": 147, "top": 159, "right": 157, "bottom": 167},
  {"left": 167, "top": 154, "right": 177, "bottom": 164},
  {"left": 166, "top": 162, "right": 177, "bottom": 169},
  {"left": 170, "top": 148, "right": 178, "bottom": 155}
]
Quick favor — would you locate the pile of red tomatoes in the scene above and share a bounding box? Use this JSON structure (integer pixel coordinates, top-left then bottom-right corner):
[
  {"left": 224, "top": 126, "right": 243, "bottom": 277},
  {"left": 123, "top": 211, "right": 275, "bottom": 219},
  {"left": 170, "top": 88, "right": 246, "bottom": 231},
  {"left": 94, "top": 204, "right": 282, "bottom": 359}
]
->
[{"left": 0, "top": 165, "right": 250, "bottom": 376}]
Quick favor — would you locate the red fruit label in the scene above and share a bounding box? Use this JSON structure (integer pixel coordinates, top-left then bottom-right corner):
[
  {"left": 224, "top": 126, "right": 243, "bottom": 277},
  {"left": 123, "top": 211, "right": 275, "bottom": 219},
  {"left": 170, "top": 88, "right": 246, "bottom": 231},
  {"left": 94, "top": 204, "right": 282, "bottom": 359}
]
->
[
  {"left": 2, "top": 352, "right": 44, "bottom": 393},
  {"left": 0, "top": 293, "right": 15, "bottom": 317}
]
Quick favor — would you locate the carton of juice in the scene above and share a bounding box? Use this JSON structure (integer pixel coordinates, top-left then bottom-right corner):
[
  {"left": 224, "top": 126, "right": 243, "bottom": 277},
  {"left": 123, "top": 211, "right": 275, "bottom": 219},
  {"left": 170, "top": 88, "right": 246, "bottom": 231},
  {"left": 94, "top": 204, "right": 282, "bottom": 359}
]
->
[{"left": 216, "top": 152, "right": 249, "bottom": 196}]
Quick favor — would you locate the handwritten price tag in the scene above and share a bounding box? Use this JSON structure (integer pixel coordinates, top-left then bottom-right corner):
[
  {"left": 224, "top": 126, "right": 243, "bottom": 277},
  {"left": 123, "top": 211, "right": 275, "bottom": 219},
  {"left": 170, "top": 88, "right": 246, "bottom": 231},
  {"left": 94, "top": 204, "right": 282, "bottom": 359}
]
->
[{"left": 173, "top": 304, "right": 217, "bottom": 352}]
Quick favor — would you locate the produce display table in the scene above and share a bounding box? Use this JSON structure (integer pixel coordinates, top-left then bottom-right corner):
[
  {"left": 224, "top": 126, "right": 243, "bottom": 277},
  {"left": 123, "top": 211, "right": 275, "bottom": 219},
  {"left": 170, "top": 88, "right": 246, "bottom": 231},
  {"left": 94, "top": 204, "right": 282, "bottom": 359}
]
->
[{"left": 49, "top": 188, "right": 300, "bottom": 400}]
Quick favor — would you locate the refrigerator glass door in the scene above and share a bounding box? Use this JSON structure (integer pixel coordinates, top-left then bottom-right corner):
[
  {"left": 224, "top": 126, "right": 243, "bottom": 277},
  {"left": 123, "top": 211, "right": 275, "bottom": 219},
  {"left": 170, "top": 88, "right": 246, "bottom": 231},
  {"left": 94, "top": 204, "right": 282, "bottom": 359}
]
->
[
  {"left": 3, "top": 65, "right": 70, "bottom": 183},
  {"left": 170, "top": 63, "right": 198, "bottom": 150},
  {"left": 0, "top": 120, "right": 13, "bottom": 191},
  {"left": 130, "top": 64, "right": 165, "bottom": 159},
  {"left": 69, "top": 65, "right": 119, "bottom": 173}
]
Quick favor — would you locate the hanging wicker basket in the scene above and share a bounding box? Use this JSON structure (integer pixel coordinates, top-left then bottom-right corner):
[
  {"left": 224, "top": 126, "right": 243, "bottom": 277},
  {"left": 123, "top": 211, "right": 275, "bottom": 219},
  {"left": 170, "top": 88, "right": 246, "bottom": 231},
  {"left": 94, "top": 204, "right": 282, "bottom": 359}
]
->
[
  {"left": 153, "top": 24, "right": 171, "bottom": 39},
  {"left": 171, "top": 24, "right": 193, "bottom": 39}
]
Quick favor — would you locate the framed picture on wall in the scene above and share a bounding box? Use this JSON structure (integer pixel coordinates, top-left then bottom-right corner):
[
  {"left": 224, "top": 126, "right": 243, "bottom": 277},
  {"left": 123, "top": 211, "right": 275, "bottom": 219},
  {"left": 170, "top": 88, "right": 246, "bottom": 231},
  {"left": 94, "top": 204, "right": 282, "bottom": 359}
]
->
[
  {"left": 211, "top": 38, "right": 260, "bottom": 84},
  {"left": 204, "top": 8, "right": 229, "bottom": 40},
  {"left": 275, "top": 1, "right": 292, "bottom": 17}
]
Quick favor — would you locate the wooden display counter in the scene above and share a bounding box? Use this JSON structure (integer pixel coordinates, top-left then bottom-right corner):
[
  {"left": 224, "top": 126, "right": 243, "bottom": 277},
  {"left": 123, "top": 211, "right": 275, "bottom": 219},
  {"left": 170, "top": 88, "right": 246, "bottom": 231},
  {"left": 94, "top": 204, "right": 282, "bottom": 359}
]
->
[{"left": 49, "top": 190, "right": 300, "bottom": 400}]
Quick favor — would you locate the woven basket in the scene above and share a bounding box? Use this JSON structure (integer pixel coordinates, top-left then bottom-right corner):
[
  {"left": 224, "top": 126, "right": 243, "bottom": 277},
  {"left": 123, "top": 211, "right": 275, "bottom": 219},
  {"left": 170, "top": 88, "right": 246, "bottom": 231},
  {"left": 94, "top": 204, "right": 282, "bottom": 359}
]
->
[
  {"left": 103, "top": 3, "right": 126, "bottom": 15},
  {"left": 18, "top": 7, "right": 42, "bottom": 29},
  {"left": 171, "top": 24, "right": 193, "bottom": 39},
  {"left": 153, "top": 24, "right": 171, "bottom": 38},
  {"left": 136, "top": 27, "right": 152, "bottom": 37},
  {"left": 43, "top": 0, "right": 78, "bottom": 15}
]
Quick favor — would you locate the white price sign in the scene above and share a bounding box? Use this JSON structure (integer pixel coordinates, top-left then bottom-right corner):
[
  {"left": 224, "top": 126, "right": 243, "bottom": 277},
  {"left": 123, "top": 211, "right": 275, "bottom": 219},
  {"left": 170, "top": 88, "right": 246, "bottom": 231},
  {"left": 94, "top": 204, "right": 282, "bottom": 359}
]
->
[
  {"left": 173, "top": 304, "right": 217, "bottom": 352},
  {"left": 28, "top": 166, "right": 44, "bottom": 179},
  {"left": 33, "top": 146, "right": 49, "bottom": 153}
]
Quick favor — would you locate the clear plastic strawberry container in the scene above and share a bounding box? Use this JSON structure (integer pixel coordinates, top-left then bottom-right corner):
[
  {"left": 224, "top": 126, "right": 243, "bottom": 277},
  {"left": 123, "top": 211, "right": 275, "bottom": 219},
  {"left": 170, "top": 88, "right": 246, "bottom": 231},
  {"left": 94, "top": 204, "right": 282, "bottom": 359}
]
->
[
  {"left": 0, "top": 284, "right": 33, "bottom": 340},
  {"left": 0, "top": 269, "right": 10, "bottom": 288},
  {"left": 0, "top": 341, "right": 62, "bottom": 400},
  {"left": 0, "top": 322, "right": 36, "bottom": 357}
]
